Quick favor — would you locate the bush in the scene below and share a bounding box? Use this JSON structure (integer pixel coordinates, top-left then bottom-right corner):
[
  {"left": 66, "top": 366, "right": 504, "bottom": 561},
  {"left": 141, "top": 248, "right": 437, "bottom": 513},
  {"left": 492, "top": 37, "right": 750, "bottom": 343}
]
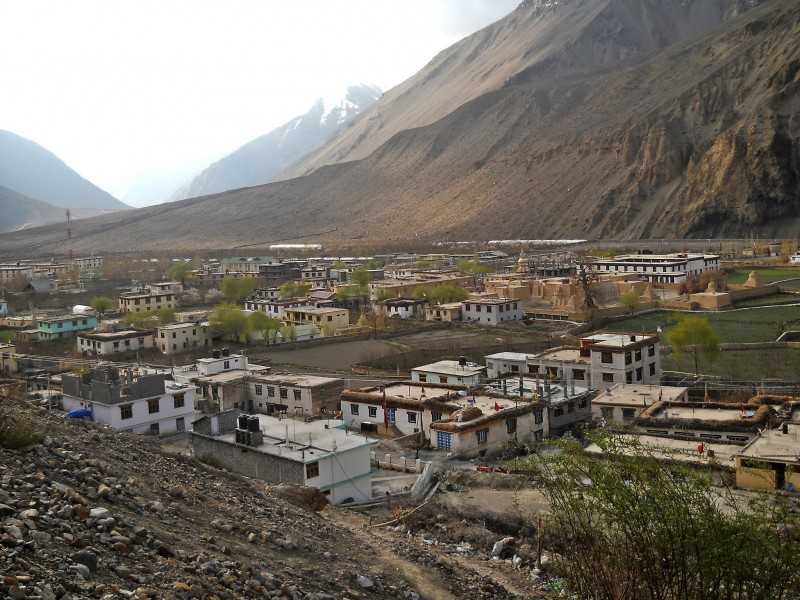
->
[
  {"left": 0, "top": 404, "right": 43, "bottom": 449},
  {"left": 531, "top": 435, "right": 800, "bottom": 599}
]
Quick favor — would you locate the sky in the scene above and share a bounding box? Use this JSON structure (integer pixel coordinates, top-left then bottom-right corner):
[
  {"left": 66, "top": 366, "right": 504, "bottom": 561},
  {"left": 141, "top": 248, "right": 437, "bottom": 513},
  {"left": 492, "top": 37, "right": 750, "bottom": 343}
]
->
[{"left": 0, "top": 0, "right": 519, "bottom": 206}]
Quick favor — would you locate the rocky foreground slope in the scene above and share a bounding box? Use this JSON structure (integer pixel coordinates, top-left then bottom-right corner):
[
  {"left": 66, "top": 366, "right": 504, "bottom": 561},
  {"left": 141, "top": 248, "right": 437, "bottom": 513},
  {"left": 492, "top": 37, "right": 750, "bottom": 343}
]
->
[{"left": 0, "top": 396, "right": 419, "bottom": 600}]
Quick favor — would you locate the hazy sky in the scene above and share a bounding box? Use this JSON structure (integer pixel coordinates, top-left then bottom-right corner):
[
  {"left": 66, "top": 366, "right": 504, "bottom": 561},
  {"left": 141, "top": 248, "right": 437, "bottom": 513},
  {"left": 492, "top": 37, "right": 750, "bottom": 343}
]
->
[{"left": 0, "top": 0, "right": 518, "bottom": 205}]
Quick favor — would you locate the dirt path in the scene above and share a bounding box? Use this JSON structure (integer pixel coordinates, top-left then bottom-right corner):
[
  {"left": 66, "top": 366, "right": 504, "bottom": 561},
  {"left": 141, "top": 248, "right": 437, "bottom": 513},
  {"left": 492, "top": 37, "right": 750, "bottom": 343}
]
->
[{"left": 330, "top": 509, "right": 542, "bottom": 600}]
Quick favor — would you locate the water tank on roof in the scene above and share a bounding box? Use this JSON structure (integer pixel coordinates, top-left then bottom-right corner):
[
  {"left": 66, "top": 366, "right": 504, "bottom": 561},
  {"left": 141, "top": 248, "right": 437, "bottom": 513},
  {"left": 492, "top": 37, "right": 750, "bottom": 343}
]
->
[
  {"left": 247, "top": 415, "right": 260, "bottom": 432},
  {"left": 72, "top": 305, "right": 94, "bottom": 315},
  {"left": 222, "top": 347, "right": 230, "bottom": 357},
  {"left": 212, "top": 349, "right": 221, "bottom": 359},
  {"left": 237, "top": 415, "right": 249, "bottom": 430}
]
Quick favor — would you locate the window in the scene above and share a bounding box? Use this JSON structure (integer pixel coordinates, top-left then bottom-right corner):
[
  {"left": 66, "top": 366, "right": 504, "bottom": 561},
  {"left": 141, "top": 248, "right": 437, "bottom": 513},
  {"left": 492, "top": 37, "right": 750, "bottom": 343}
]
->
[
  {"left": 305, "top": 461, "right": 319, "bottom": 479},
  {"left": 602, "top": 373, "right": 615, "bottom": 383},
  {"left": 626, "top": 371, "right": 633, "bottom": 384},
  {"left": 485, "top": 306, "right": 492, "bottom": 313},
  {"left": 649, "top": 363, "right": 656, "bottom": 376},
  {"left": 350, "top": 403, "right": 359, "bottom": 415},
  {"left": 150, "top": 423, "right": 160, "bottom": 436},
  {"left": 438, "top": 376, "right": 446, "bottom": 384},
  {"left": 601, "top": 407, "right": 614, "bottom": 420},
  {"left": 579, "top": 397, "right": 587, "bottom": 409},
  {"left": 635, "top": 349, "right": 642, "bottom": 361},
  {"left": 172, "top": 332, "right": 176, "bottom": 339},
  {"left": 534, "top": 409, "right": 543, "bottom": 424},
  {"left": 279, "top": 388, "right": 288, "bottom": 399},
  {"left": 567, "top": 402, "right": 575, "bottom": 413},
  {"left": 293, "top": 390, "right": 301, "bottom": 401},
  {"left": 431, "top": 410, "right": 442, "bottom": 422},
  {"left": 120, "top": 404, "right": 133, "bottom": 420},
  {"left": 223, "top": 360, "right": 230, "bottom": 369},
  {"left": 417, "top": 373, "right": 427, "bottom": 383},
  {"left": 368, "top": 406, "right": 377, "bottom": 418},
  {"left": 601, "top": 352, "right": 613, "bottom": 364},
  {"left": 511, "top": 365, "right": 519, "bottom": 373},
  {"left": 622, "top": 408, "right": 636, "bottom": 420},
  {"left": 476, "top": 429, "right": 488, "bottom": 444},
  {"left": 436, "top": 431, "right": 452, "bottom": 450},
  {"left": 388, "top": 407, "right": 396, "bottom": 423},
  {"left": 173, "top": 394, "right": 185, "bottom": 409},
  {"left": 268, "top": 387, "right": 275, "bottom": 397},
  {"left": 572, "top": 369, "right": 585, "bottom": 380},
  {"left": 648, "top": 345, "right": 655, "bottom": 357},
  {"left": 407, "top": 412, "right": 417, "bottom": 424},
  {"left": 113, "top": 341, "right": 119, "bottom": 349},
  {"left": 625, "top": 352, "right": 632, "bottom": 365},
  {"left": 176, "top": 417, "right": 185, "bottom": 433},
  {"left": 506, "top": 418, "right": 517, "bottom": 434},
  {"left": 635, "top": 367, "right": 643, "bottom": 381},
  {"left": 255, "top": 385, "right": 263, "bottom": 396},
  {"left": 148, "top": 398, "right": 160, "bottom": 414}
]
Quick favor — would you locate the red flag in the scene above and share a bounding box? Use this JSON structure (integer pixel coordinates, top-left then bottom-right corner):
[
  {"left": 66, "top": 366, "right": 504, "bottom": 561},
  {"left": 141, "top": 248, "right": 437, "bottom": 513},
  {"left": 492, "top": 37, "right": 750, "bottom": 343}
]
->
[{"left": 494, "top": 402, "right": 502, "bottom": 411}]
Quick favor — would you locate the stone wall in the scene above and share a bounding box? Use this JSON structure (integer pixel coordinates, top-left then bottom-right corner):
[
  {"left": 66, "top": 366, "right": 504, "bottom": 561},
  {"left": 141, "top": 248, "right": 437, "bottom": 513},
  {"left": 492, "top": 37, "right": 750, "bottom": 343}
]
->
[{"left": 192, "top": 433, "right": 304, "bottom": 485}]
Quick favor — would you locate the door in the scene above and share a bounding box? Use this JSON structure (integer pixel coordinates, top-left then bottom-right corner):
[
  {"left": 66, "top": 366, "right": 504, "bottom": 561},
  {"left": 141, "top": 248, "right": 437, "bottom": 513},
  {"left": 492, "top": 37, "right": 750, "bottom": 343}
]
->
[
  {"left": 150, "top": 423, "right": 160, "bottom": 436},
  {"left": 176, "top": 417, "right": 185, "bottom": 433}
]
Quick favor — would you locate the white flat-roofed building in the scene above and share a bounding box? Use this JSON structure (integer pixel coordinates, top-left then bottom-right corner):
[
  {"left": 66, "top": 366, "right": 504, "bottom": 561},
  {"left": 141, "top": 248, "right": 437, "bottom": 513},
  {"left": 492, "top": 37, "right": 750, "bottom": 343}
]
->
[
  {"left": 411, "top": 360, "right": 485, "bottom": 386},
  {"left": 248, "top": 374, "right": 344, "bottom": 417},
  {"left": 591, "top": 253, "right": 720, "bottom": 284},
  {"left": 244, "top": 298, "right": 309, "bottom": 319},
  {"left": 192, "top": 412, "right": 376, "bottom": 504},
  {"left": 77, "top": 330, "right": 155, "bottom": 356},
  {"left": 462, "top": 298, "right": 523, "bottom": 325},
  {"left": 61, "top": 366, "right": 196, "bottom": 436},
  {"left": 156, "top": 322, "right": 211, "bottom": 354},
  {"left": 583, "top": 333, "right": 661, "bottom": 389},
  {"left": 485, "top": 352, "right": 530, "bottom": 379},
  {"left": 591, "top": 383, "right": 688, "bottom": 424}
]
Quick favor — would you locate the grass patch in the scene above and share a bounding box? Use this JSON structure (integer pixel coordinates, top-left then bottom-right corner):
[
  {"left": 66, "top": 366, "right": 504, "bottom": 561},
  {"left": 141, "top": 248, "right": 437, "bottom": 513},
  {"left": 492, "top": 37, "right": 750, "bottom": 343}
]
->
[
  {"left": 665, "top": 348, "right": 800, "bottom": 380},
  {"left": 604, "top": 306, "right": 800, "bottom": 343},
  {"left": 732, "top": 293, "right": 800, "bottom": 308},
  {"left": 0, "top": 330, "right": 15, "bottom": 343},
  {"left": 725, "top": 267, "right": 800, "bottom": 285}
]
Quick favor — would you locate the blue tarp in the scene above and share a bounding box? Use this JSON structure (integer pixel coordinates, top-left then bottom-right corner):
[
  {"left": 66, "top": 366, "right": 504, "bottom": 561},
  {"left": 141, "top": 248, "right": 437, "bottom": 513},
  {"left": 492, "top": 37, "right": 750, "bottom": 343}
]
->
[{"left": 65, "top": 409, "right": 93, "bottom": 420}]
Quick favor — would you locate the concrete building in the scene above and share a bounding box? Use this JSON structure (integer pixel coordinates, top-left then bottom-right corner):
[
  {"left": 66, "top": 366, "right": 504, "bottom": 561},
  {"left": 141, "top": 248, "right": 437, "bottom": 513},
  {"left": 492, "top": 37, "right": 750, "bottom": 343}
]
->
[
  {"left": 736, "top": 424, "right": 800, "bottom": 491},
  {"left": 192, "top": 412, "right": 376, "bottom": 504},
  {"left": 424, "top": 302, "right": 463, "bottom": 323},
  {"left": 157, "top": 322, "right": 211, "bottom": 354},
  {"left": 62, "top": 365, "right": 196, "bottom": 435},
  {"left": 77, "top": 330, "right": 155, "bottom": 356},
  {"left": 71, "top": 256, "right": 104, "bottom": 272},
  {"left": 485, "top": 352, "right": 529, "bottom": 379},
  {"left": 149, "top": 281, "right": 183, "bottom": 295},
  {"left": 222, "top": 256, "right": 278, "bottom": 274},
  {"left": 634, "top": 399, "right": 774, "bottom": 445},
  {"left": 38, "top": 315, "right": 98, "bottom": 341},
  {"left": 591, "top": 253, "right": 720, "bottom": 284},
  {"left": 247, "top": 374, "right": 344, "bottom": 417},
  {"left": 583, "top": 333, "right": 661, "bottom": 389},
  {"left": 300, "top": 265, "right": 329, "bottom": 282},
  {"left": 245, "top": 298, "right": 309, "bottom": 319},
  {"left": 381, "top": 298, "right": 429, "bottom": 320},
  {"left": 461, "top": 298, "right": 523, "bottom": 326},
  {"left": 183, "top": 351, "right": 270, "bottom": 413},
  {"left": 591, "top": 383, "right": 688, "bottom": 424},
  {"left": 341, "top": 383, "right": 466, "bottom": 439},
  {"left": 118, "top": 287, "right": 176, "bottom": 314},
  {"left": 411, "top": 360, "right": 485, "bottom": 386},
  {"left": 0, "top": 264, "right": 34, "bottom": 282},
  {"left": 283, "top": 307, "right": 349, "bottom": 334},
  {"left": 0, "top": 343, "right": 17, "bottom": 376}
]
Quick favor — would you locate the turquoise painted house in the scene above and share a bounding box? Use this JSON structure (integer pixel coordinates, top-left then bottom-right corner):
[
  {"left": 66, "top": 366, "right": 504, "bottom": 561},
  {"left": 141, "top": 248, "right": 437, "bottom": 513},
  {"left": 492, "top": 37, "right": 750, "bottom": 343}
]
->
[{"left": 38, "top": 314, "right": 98, "bottom": 341}]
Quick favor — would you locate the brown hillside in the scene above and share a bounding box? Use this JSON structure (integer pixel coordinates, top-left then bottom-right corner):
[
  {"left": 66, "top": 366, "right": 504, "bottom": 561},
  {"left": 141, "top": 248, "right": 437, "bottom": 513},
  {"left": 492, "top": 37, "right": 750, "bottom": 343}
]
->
[{"left": 0, "top": 0, "right": 797, "bottom": 255}]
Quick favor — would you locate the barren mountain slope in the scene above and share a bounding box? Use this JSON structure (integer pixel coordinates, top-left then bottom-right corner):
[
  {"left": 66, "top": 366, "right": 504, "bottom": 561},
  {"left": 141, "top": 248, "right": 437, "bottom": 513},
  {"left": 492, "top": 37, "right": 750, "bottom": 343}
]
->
[
  {"left": 0, "top": 131, "right": 126, "bottom": 211},
  {"left": 0, "top": 186, "right": 113, "bottom": 234},
  {"left": 281, "top": 0, "right": 769, "bottom": 179},
  {"left": 0, "top": 0, "right": 797, "bottom": 255}
]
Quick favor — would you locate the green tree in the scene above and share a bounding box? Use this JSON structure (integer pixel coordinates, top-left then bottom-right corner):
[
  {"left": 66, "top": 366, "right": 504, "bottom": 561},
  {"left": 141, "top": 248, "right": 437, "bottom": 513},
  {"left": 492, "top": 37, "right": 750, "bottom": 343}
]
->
[
  {"left": 90, "top": 296, "right": 113, "bottom": 318},
  {"left": 352, "top": 266, "right": 371, "bottom": 288},
  {"left": 527, "top": 435, "right": 800, "bottom": 600},
  {"left": 456, "top": 259, "right": 491, "bottom": 287},
  {"left": 248, "top": 311, "right": 281, "bottom": 345},
  {"left": 210, "top": 303, "right": 249, "bottom": 342},
  {"left": 279, "top": 281, "right": 312, "bottom": 299},
  {"left": 280, "top": 324, "right": 297, "bottom": 342},
  {"left": 618, "top": 290, "right": 641, "bottom": 315},
  {"left": 375, "top": 288, "right": 396, "bottom": 303},
  {"left": 156, "top": 307, "right": 176, "bottom": 325},
  {"left": 332, "top": 259, "right": 347, "bottom": 269},
  {"left": 123, "top": 310, "right": 157, "bottom": 329},
  {"left": 415, "top": 258, "right": 440, "bottom": 271},
  {"left": 668, "top": 315, "right": 721, "bottom": 377},
  {"left": 426, "top": 284, "right": 468, "bottom": 305},
  {"left": 167, "top": 261, "right": 194, "bottom": 284},
  {"left": 221, "top": 276, "right": 256, "bottom": 304}
]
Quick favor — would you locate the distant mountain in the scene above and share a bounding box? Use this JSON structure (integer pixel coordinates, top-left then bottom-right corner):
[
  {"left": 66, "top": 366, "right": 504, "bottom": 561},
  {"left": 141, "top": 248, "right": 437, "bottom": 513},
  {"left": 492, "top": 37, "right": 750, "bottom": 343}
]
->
[
  {"left": 172, "top": 84, "right": 382, "bottom": 200},
  {"left": 0, "top": 185, "right": 112, "bottom": 233},
  {"left": 0, "top": 130, "right": 127, "bottom": 210}
]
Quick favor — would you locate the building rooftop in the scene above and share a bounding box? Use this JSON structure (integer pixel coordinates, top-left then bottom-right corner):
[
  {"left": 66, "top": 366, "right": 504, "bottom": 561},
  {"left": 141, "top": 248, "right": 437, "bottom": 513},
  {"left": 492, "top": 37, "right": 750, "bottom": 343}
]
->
[
  {"left": 649, "top": 404, "right": 759, "bottom": 422},
  {"left": 586, "top": 434, "right": 738, "bottom": 466},
  {"left": 379, "top": 383, "right": 458, "bottom": 401},
  {"left": 464, "top": 297, "right": 516, "bottom": 305},
  {"left": 582, "top": 333, "right": 657, "bottom": 349},
  {"left": 593, "top": 384, "right": 688, "bottom": 407},
  {"left": 486, "top": 352, "right": 530, "bottom": 361},
  {"left": 158, "top": 322, "right": 209, "bottom": 331},
  {"left": 487, "top": 377, "right": 590, "bottom": 405},
  {"left": 534, "top": 347, "right": 589, "bottom": 364},
  {"left": 215, "top": 415, "right": 374, "bottom": 463},
  {"left": 252, "top": 374, "right": 342, "bottom": 388},
  {"left": 40, "top": 314, "right": 95, "bottom": 324},
  {"left": 194, "top": 370, "right": 253, "bottom": 384},
  {"left": 78, "top": 330, "right": 153, "bottom": 341},
  {"left": 412, "top": 360, "right": 486, "bottom": 377},
  {"left": 738, "top": 424, "right": 800, "bottom": 464},
  {"left": 284, "top": 306, "right": 347, "bottom": 315}
]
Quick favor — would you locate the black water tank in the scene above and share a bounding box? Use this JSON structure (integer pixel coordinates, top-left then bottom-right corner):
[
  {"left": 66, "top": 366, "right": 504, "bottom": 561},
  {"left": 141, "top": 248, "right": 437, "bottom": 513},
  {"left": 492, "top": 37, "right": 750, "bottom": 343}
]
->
[
  {"left": 248, "top": 415, "right": 260, "bottom": 432},
  {"left": 237, "top": 415, "right": 249, "bottom": 430}
]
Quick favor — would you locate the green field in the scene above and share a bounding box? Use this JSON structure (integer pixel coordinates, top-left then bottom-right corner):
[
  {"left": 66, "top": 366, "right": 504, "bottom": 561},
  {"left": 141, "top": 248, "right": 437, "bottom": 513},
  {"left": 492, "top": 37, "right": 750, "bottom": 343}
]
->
[
  {"left": 731, "top": 293, "right": 800, "bottom": 308},
  {"left": 664, "top": 348, "right": 800, "bottom": 380},
  {"left": 725, "top": 267, "right": 800, "bottom": 285},
  {"left": 603, "top": 306, "right": 800, "bottom": 343}
]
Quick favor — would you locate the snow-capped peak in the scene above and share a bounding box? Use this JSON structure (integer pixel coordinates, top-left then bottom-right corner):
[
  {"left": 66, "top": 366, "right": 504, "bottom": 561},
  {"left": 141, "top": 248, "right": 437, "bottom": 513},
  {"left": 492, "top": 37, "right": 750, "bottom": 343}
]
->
[{"left": 315, "top": 84, "right": 382, "bottom": 128}]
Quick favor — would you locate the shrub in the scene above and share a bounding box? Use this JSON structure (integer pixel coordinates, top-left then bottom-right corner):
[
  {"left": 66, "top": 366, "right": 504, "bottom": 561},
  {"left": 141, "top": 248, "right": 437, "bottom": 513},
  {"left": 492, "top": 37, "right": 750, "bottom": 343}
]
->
[{"left": 0, "top": 404, "right": 43, "bottom": 449}]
